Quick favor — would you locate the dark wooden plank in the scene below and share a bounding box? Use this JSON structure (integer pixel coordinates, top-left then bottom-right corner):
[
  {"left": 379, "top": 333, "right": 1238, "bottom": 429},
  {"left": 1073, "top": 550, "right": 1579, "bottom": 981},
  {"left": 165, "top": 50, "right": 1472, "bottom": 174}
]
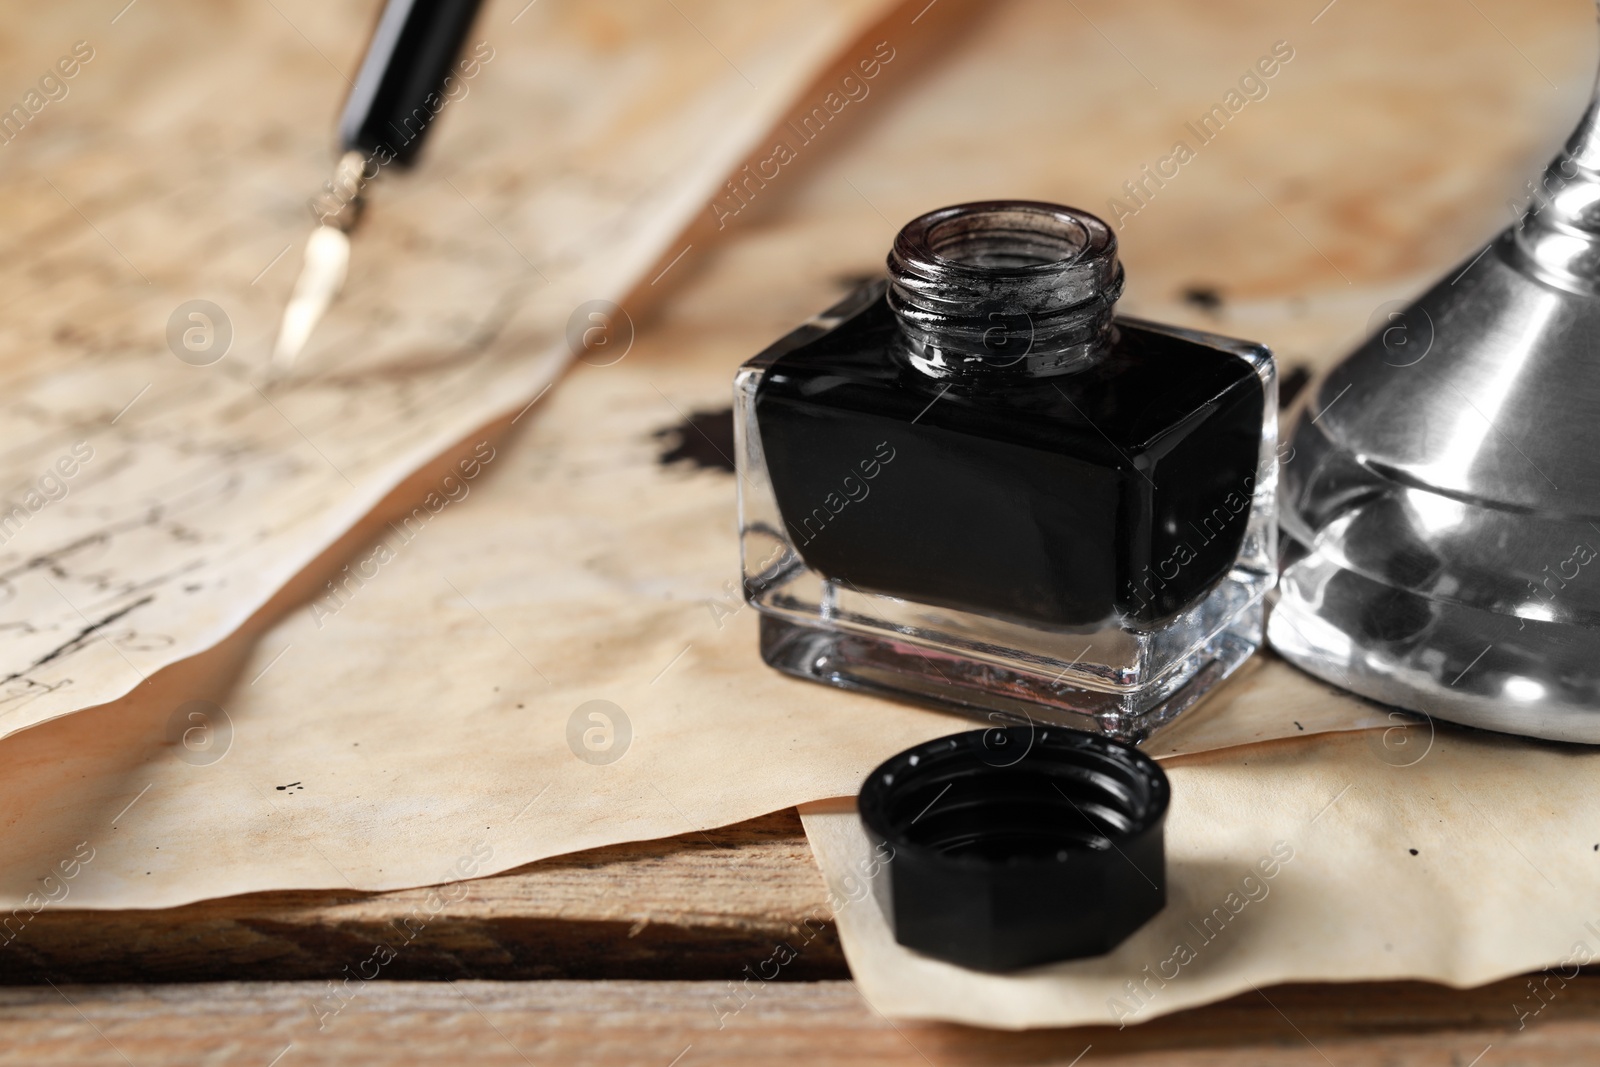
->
[{"left": 0, "top": 810, "right": 846, "bottom": 984}]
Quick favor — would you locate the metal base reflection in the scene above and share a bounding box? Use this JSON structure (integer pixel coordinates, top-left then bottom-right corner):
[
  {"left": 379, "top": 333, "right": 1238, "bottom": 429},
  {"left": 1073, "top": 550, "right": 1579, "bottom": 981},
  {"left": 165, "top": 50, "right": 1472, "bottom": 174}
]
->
[{"left": 1271, "top": 37, "right": 1600, "bottom": 741}]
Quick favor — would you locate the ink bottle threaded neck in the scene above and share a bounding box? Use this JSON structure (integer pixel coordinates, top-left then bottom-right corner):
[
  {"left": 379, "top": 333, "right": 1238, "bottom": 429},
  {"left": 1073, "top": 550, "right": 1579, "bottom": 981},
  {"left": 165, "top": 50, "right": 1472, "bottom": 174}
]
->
[{"left": 886, "top": 200, "right": 1124, "bottom": 382}]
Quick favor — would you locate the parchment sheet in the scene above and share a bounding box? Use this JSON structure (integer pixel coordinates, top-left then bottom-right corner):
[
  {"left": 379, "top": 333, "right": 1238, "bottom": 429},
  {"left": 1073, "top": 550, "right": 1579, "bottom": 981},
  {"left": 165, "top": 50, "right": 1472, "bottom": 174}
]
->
[
  {"left": 802, "top": 724, "right": 1600, "bottom": 1030},
  {"left": 0, "top": 0, "right": 898, "bottom": 740},
  {"left": 0, "top": 317, "right": 1383, "bottom": 910},
  {"left": 0, "top": 0, "right": 1587, "bottom": 913}
]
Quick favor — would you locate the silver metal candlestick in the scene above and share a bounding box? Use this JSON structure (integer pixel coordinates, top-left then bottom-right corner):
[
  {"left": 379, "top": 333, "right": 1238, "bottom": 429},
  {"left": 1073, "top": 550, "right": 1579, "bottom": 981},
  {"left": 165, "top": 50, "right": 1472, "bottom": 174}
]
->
[{"left": 1270, "top": 14, "right": 1600, "bottom": 742}]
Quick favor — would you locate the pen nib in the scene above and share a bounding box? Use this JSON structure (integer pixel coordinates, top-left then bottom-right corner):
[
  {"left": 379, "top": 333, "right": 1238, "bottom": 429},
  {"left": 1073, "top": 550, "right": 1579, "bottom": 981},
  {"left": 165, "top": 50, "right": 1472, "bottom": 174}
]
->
[
  {"left": 270, "top": 150, "right": 368, "bottom": 378},
  {"left": 270, "top": 224, "right": 351, "bottom": 376}
]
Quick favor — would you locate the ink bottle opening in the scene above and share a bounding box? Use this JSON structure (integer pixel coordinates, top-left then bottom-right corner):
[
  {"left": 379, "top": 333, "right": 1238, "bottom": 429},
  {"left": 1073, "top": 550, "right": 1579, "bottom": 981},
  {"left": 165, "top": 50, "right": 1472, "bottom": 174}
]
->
[{"left": 734, "top": 201, "right": 1276, "bottom": 742}]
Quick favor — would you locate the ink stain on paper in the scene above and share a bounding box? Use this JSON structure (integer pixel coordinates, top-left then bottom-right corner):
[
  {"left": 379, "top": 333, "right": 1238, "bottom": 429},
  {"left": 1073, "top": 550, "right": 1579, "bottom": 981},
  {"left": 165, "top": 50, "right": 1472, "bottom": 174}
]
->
[
  {"left": 655, "top": 408, "right": 735, "bottom": 473},
  {"left": 1181, "top": 284, "right": 1223, "bottom": 314},
  {"left": 1279, "top": 365, "right": 1312, "bottom": 407}
]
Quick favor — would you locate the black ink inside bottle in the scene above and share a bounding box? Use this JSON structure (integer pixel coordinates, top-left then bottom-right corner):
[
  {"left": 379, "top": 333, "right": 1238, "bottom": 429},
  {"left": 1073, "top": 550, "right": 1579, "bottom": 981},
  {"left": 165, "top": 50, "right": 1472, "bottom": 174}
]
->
[{"left": 754, "top": 204, "right": 1264, "bottom": 628}]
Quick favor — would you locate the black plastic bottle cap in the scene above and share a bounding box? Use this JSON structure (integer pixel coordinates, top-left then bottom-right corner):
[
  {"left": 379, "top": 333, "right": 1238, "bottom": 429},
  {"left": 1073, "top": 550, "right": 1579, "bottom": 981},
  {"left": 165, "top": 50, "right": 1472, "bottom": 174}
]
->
[{"left": 858, "top": 725, "right": 1169, "bottom": 972}]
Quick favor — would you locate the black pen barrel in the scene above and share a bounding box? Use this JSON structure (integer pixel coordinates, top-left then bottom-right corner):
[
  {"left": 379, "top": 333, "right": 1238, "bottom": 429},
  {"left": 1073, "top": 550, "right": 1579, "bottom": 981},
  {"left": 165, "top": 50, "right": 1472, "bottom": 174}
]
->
[{"left": 338, "top": 0, "right": 486, "bottom": 166}]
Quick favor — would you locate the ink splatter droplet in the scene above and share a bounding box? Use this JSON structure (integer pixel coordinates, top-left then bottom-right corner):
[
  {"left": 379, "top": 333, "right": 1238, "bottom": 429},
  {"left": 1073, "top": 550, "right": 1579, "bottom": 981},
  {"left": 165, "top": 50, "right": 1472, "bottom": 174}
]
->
[{"left": 1181, "top": 285, "right": 1224, "bottom": 313}]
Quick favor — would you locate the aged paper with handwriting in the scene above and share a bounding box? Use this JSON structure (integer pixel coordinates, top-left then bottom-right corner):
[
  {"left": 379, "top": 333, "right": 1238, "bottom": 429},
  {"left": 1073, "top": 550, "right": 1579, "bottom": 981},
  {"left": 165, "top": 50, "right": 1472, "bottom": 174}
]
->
[{"left": 0, "top": 0, "right": 900, "bottom": 739}]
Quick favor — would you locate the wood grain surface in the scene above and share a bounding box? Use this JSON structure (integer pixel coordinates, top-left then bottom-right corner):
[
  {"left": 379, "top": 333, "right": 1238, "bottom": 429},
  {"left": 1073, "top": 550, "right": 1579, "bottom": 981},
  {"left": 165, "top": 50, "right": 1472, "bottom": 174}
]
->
[
  {"left": 0, "top": 811, "right": 845, "bottom": 984},
  {"left": 2, "top": 975, "right": 1597, "bottom": 1066}
]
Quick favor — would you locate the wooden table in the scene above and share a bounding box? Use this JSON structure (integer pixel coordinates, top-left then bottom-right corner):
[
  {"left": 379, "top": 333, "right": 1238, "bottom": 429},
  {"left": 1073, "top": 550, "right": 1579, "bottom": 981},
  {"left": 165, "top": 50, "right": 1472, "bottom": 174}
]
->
[{"left": 4, "top": 810, "right": 1594, "bottom": 1064}]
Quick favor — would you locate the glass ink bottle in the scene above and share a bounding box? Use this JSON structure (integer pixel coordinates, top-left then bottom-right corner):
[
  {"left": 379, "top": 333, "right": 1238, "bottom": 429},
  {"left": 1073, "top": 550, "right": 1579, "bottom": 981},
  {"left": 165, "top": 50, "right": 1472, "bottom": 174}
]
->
[{"left": 734, "top": 202, "right": 1276, "bottom": 741}]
